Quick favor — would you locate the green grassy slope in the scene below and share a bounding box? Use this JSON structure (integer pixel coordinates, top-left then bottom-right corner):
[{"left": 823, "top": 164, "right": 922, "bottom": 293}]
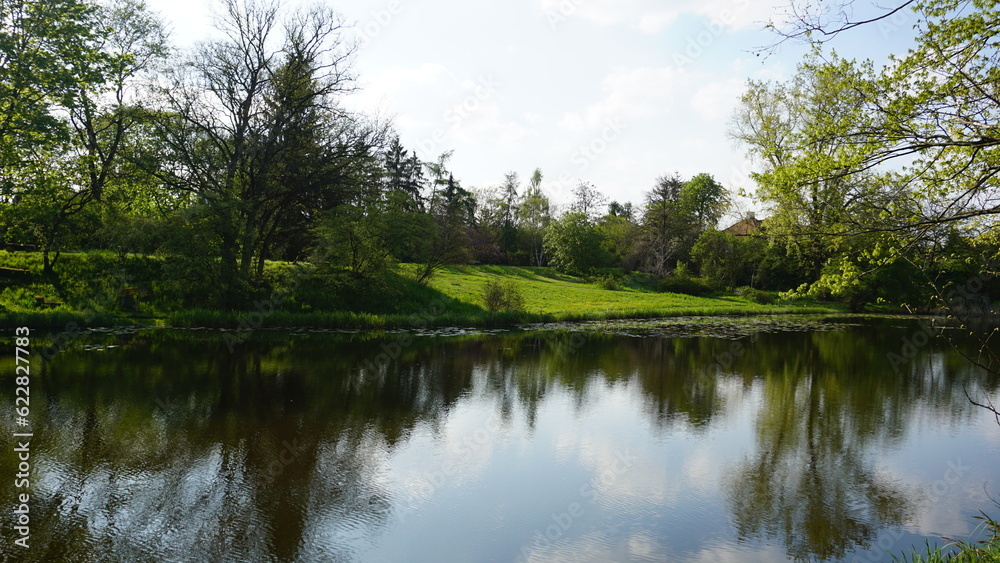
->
[
  {"left": 0, "top": 251, "right": 841, "bottom": 328},
  {"left": 424, "top": 265, "right": 836, "bottom": 319}
]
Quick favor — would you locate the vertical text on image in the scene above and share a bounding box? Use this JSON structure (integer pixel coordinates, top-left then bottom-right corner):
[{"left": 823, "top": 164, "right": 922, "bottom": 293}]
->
[{"left": 12, "top": 326, "right": 33, "bottom": 549}]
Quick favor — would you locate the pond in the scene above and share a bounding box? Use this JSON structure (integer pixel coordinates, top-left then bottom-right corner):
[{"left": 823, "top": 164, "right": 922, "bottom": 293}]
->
[{"left": 1, "top": 316, "right": 999, "bottom": 562}]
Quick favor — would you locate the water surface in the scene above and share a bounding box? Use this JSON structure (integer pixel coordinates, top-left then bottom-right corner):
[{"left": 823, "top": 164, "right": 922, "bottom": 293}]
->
[{"left": 1, "top": 316, "right": 998, "bottom": 562}]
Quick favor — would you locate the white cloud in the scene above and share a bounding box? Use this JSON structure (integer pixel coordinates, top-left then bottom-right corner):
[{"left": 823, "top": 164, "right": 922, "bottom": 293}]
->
[
  {"left": 537, "top": 0, "right": 784, "bottom": 33},
  {"left": 559, "top": 66, "right": 686, "bottom": 132},
  {"left": 689, "top": 77, "right": 744, "bottom": 121}
]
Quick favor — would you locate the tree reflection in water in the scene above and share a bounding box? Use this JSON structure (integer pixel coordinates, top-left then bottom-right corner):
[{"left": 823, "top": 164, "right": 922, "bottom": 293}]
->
[{"left": 0, "top": 319, "right": 994, "bottom": 562}]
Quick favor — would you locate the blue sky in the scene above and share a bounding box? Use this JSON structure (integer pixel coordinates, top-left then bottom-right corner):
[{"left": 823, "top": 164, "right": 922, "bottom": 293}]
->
[{"left": 145, "top": 0, "right": 919, "bottom": 222}]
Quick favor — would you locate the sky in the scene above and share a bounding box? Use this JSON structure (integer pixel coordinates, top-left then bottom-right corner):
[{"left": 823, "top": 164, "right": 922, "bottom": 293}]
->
[{"left": 144, "top": 0, "right": 919, "bottom": 223}]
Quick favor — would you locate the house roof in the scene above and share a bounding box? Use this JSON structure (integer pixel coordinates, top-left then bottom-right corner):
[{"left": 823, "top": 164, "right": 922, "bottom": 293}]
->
[{"left": 722, "top": 216, "right": 763, "bottom": 236}]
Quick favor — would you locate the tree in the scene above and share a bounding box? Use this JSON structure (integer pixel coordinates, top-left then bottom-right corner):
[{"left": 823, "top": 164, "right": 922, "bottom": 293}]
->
[
  {"left": 0, "top": 0, "right": 167, "bottom": 273},
  {"left": 53, "top": 0, "right": 167, "bottom": 271},
  {"left": 413, "top": 172, "right": 474, "bottom": 284},
  {"left": 424, "top": 150, "right": 454, "bottom": 211},
  {"left": 570, "top": 181, "right": 607, "bottom": 220},
  {"left": 634, "top": 173, "right": 693, "bottom": 277},
  {"left": 311, "top": 203, "right": 392, "bottom": 279},
  {"left": 597, "top": 211, "right": 638, "bottom": 269},
  {"left": 680, "top": 173, "right": 728, "bottom": 231},
  {"left": 730, "top": 59, "right": 890, "bottom": 279},
  {"left": 519, "top": 168, "right": 550, "bottom": 267},
  {"left": 543, "top": 211, "right": 613, "bottom": 275},
  {"left": 745, "top": 0, "right": 1000, "bottom": 418},
  {"left": 608, "top": 200, "right": 635, "bottom": 221},
  {"left": 742, "top": 0, "right": 1000, "bottom": 270},
  {"left": 151, "top": 0, "right": 358, "bottom": 305},
  {"left": 0, "top": 0, "right": 103, "bottom": 170},
  {"left": 383, "top": 135, "right": 424, "bottom": 211},
  {"left": 498, "top": 171, "right": 519, "bottom": 261}
]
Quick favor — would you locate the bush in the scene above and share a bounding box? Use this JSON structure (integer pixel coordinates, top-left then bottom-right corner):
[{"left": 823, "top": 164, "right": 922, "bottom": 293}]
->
[
  {"left": 597, "top": 274, "right": 619, "bottom": 290},
  {"left": 658, "top": 263, "right": 716, "bottom": 296},
  {"left": 480, "top": 278, "right": 525, "bottom": 312},
  {"left": 658, "top": 276, "right": 715, "bottom": 296},
  {"left": 737, "top": 286, "right": 776, "bottom": 305}
]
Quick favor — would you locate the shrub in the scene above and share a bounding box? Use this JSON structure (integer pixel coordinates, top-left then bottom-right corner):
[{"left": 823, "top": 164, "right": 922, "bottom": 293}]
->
[
  {"left": 737, "top": 286, "right": 776, "bottom": 305},
  {"left": 597, "top": 274, "right": 619, "bottom": 291},
  {"left": 658, "top": 264, "right": 716, "bottom": 296},
  {"left": 480, "top": 278, "right": 525, "bottom": 312},
  {"left": 658, "top": 276, "right": 715, "bottom": 296}
]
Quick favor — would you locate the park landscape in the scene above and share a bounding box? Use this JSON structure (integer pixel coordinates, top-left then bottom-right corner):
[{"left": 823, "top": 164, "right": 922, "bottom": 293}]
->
[{"left": 2, "top": 0, "right": 1000, "bottom": 561}]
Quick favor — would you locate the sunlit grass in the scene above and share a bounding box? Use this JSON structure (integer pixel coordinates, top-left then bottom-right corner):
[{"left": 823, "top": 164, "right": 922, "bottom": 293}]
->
[
  {"left": 0, "top": 250, "right": 842, "bottom": 329},
  {"left": 421, "top": 264, "right": 835, "bottom": 318},
  {"left": 895, "top": 513, "right": 1000, "bottom": 562}
]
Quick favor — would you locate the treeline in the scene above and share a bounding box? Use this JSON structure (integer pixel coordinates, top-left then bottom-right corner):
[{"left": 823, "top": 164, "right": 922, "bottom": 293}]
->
[
  {"left": 0, "top": 0, "right": 813, "bottom": 312},
  {"left": 4, "top": 0, "right": 994, "bottom": 315}
]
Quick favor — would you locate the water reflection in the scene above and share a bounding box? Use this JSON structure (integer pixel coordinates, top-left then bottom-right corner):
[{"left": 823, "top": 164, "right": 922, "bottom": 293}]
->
[{"left": 0, "top": 318, "right": 997, "bottom": 562}]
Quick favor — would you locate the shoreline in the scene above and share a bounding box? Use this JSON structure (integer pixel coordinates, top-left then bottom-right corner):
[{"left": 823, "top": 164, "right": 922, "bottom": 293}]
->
[{"left": 0, "top": 305, "right": 896, "bottom": 333}]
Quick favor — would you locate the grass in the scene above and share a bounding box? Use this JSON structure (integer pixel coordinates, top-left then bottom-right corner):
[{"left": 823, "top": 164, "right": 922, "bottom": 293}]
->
[
  {"left": 422, "top": 264, "right": 837, "bottom": 319},
  {"left": 895, "top": 513, "right": 1000, "bottom": 562},
  {"left": 0, "top": 250, "right": 843, "bottom": 329}
]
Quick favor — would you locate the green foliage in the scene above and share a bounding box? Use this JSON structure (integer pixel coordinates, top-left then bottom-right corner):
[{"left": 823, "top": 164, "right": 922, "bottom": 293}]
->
[
  {"left": 383, "top": 190, "right": 436, "bottom": 262},
  {"left": 0, "top": 0, "right": 105, "bottom": 164},
  {"left": 544, "top": 212, "right": 614, "bottom": 275},
  {"left": 799, "top": 255, "right": 933, "bottom": 312},
  {"left": 311, "top": 205, "right": 395, "bottom": 278},
  {"left": 596, "top": 274, "right": 620, "bottom": 291},
  {"left": 480, "top": 277, "right": 525, "bottom": 312},
  {"left": 691, "top": 230, "right": 758, "bottom": 289},
  {"left": 737, "top": 286, "right": 776, "bottom": 305},
  {"left": 895, "top": 512, "right": 1000, "bottom": 562},
  {"left": 680, "top": 173, "right": 728, "bottom": 231},
  {"left": 733, "top": 0, "right": 1000, "bottom": 301},
  {"left": 518, "top": 169, "right": 551, "bottom": 267},
  {"left": 597, "top": 213, "right": 638, "bottom": 268},
  {"left": 658, "top": 263, "right": 717, "bottom": 297}
]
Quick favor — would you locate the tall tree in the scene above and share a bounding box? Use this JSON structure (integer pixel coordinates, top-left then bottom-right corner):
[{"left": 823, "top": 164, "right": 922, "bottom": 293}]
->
[
  {"left": 151, "top": 0, "right": 358, "bottom": 304},
  {"left": 570, "top": 180, "right": 607, "bottom": 220},
  {"left": 519, "top": 168, "right": 550, "bottom": 267},
  {"left": 498, "top": 171, "right": 519, "bottom": 262},
  {"left": 0, "top": 0, "right": 167, "bottom": 272},
  {"left": 680, "top": 173, "right": 728, "bottom": 231},
  {"left": 414, "top": 173, "right": 474, "bottom": 283},
  {"left": 383, "top": 135, "right": 424, "bottom": 211},
  {"left": 730, "top": 60, "right": 888, "bottom": 279},
  {"left": 0, "top": 0, "right": 102, "bottom": 169},
  {"left": 635, "top": 173, "right": 692, "bottom": 277}
]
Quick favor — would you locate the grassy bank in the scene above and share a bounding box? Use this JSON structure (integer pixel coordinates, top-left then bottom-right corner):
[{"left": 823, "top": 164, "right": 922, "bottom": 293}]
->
[
  {"left": 895, "top": 514, "right": 1000, "bottom": 562},
  {"left": 0, "top": 251, "right": 843, "bottom": 329}
]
